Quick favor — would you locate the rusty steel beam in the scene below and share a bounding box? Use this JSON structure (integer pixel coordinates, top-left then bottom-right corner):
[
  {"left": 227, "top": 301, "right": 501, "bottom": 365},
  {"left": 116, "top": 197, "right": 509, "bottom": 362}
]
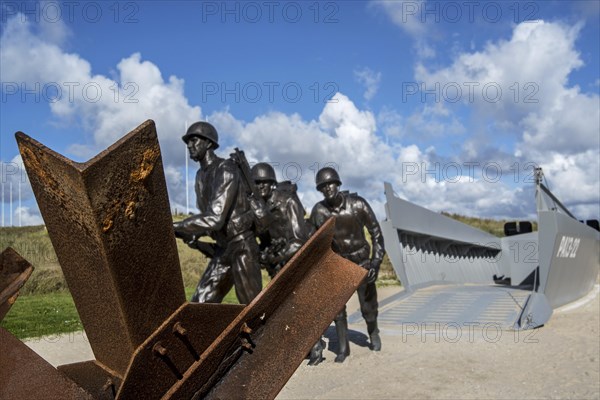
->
[
  {"left": 164, "top": 218, "right": 367, "bottom": 400},
  {"left": 16, "top": 120, "right": 186, "bottom": 376},
  {"left": 116, "top": 303, "right": 243, "bottom": 399},
  {"left": 0, "top": 249, "right": 91, "bottom": 399},
  {"left": 0, "top": 327, "right": 93, "bottom": 400},
  {"left": 12, "top": 121, "right": 367, "bottom": 399},
  {"left": 57, "top": 360, "right": 124, "bottom": 400},
  {"left": 0, "top": 247, "right": 34, "bottom": 321}
]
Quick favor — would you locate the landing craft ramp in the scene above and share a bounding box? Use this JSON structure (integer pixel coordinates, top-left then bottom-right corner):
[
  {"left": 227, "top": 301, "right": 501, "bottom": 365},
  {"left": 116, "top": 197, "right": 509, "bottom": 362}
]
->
[
  {"left": 354, "top": 170, "right": 599, "bottom": 331},
  {"left": 360, "top": 284, "right": 533, "bottom": 331}
]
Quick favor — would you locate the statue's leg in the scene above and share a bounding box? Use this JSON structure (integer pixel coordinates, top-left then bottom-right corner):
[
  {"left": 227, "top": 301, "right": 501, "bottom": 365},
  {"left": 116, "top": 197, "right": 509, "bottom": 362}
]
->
[
  {"left": 230, "top": 236, "right": 262, "bottom": 304},
  {"left": 334, "top": 307, "right": 350, "bottom": 363},
  {"left": 191, "top": 255, "right": 233, "bottom": 303},
  {"left": 307, "top": 336, "right": 325, "bottom": 366},
  {"left": 266, "top": 264, "right": 278, "bottom": 279},
  {"left": 357, "top": 279, "right": 380, "bottom": 351}
]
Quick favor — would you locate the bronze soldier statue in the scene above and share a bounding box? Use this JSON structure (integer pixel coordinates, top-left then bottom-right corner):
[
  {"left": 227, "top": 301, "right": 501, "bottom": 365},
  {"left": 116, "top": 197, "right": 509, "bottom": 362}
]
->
[
  {"left": 251, "top": 163, "right": 325, "bottom": 365},
  {"left": 310, "top": 167, "right": 385, "bottom": 363},
  {"left": 173, "top": 121, "right": 262, "bottom": 304},
  {"left": 251, "top": 162, "right": 313, "bottom": 278}
]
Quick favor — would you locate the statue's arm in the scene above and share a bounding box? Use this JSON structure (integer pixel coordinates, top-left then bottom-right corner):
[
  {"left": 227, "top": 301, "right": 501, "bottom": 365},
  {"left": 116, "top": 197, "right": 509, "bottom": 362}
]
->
[
  {"left": 176, "top": 165, "right": 238, "bottom": 234},
  {"left": 360, "top": 197, "right": 385, "bottom": 264}
]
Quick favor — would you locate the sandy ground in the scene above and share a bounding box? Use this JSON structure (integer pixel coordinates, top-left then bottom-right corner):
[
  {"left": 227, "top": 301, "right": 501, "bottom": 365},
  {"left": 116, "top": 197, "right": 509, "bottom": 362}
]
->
[
  {"left": 24, "top": 285, "right": 600, "bottom": 399},
  {"left": 278, "top": 285, "right": 600, "bottom": 400}
]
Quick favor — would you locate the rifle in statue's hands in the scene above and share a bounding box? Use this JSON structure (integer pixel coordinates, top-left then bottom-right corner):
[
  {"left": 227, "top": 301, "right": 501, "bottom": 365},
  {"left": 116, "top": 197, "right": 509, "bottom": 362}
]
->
[
  {"left": 260, "top": 237, "right": 287, "bottom": 266},
  {"left": 230, "top": 148, "right": 274, "bottom": 231},
  {"left": 173, "top": 222, "right": 216, "bottom": 258}
]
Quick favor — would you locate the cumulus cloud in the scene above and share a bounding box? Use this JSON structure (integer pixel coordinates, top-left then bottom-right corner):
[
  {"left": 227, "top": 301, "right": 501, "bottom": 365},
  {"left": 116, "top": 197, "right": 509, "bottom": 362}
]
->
[
  {"left": 414, "top": 20, "right": 599, "bottom": 218},
  {"left": 1, "top": 13, "right": 202, "bottom": 219},
  {"left": 13, "top": 206, "right": 44, "bottom": 226},
  {"left": 0, "top": 14, "right": 201, "bottom": 167},
  {"left": 354, "top": 67, "right": 382, "bottom": 101},
  {"left": 2, "top": 12, "right": 596, "bottom": 227},
  {"left": 416, "top": 21, "right": 587, "bottom": 125},
  {"left": 228, "top": 93, "right": 395, "bottom": 190},
  {"left": 372, "top": 0, "right": 435, "bottom": 58},
  {"left": 204, "top": 93, "right": 532, "bottom": 220},
  {"left": 373, "top": 0, "right": 427, "bottom": 37}
]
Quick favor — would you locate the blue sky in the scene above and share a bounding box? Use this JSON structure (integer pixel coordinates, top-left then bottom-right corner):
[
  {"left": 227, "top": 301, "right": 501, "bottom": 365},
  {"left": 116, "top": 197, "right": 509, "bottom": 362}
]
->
[{"left": 1, "top": 0, "right": 599, "bottom": 226}]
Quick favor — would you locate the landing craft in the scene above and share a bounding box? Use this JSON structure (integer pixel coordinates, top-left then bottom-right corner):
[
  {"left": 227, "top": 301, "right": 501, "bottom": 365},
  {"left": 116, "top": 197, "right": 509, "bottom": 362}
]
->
[{"left": 377, "top": 168, "right": 599, "bottom": 330}]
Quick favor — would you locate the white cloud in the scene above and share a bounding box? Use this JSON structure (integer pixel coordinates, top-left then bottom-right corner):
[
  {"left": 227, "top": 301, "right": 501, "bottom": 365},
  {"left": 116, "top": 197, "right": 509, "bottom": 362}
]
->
[
  {"left": 230, "top": 93, "right": 395, "bottom": 185},
  {"left": 415, "top": 21, "right": 595, "bottom": 152},
  {"left": 535, "top": 150, "right": 599, "bottom": 209},
  {"left": 354, "top": 67, "right": 382, "bottom": 101},
  {"left": 201, "top": 94, "right": 533, "bottom": 220},
  {"left": 373, "top": 0, "right": 427, "bottom": 37},
  {"left": 377, "top": 107, "right": 404, "bottom": 140},
  {"left": 0, "top": 15, "right": 90, "bottom": 88},
  {"left": 372, "top": 0, "right": 435, "bottom": 58},
  {"left": 402, "top": 103, "right": 466, "bottom": 141},
  {"left": 413, "top": 20, "right": 599, "bottom": 218},
  {"left": 0, "top": 14, "right": 201, "bottom": 167},
  {"left": 13, "top": 206, "right": 44, "bottom": 226},
  {"left": 2, "top": 13, "right": 595, "bottom": 227}
]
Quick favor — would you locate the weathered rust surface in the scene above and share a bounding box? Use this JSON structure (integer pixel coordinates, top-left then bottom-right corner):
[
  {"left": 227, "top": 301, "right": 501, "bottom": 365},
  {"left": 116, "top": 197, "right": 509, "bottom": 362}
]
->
[
  {"left": 116, "top": 303, "right": 243, "bottom": 399},
  {"left": 0, "top": 247, "right": 34, "bottom": 321},
  {"left": 0, "top": 327, "right": 93, "bottom": 400},
  {"left": 165, "top": 218, "right": 367, "bottom": 400},
  {"left": 58, "top": 360, "right": 122, "bottom": 400},
  {"left": 16, "top": 120, "right": 186, "bottom": 376},
  {"left": 10, "top": 121, "right": 367, "bottom": 399}
]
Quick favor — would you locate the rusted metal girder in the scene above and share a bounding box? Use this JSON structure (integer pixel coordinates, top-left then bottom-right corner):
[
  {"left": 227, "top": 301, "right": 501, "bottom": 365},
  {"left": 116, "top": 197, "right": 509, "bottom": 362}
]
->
[
  {"left": 0, "top": 326, "right": 94, "bottom": 400},
  {"left": 114, "top": 217, "right": 365, "bottom": 400},
  {"left": 193, "top": 217, "right": 366, "bottom": 400},
  {"left": 17, "top": 120, "right": 186, "bottom": 378},
  {"left": 0, "top": 247, "right": 34, "bottom": 321},
  {"left": 0, "top": 248, "right": 92, "bottom": 399},
  {"left": 12, "top": 120, "right": 367, "bottom": 399}
]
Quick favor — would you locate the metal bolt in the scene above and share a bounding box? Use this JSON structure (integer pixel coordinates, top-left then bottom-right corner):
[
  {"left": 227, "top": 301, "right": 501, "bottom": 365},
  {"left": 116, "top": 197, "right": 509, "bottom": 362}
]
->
[
  {"left": 240, "top": 338, "right": 253, "bottom": 350},
  {"left": 153, "top": 342, "right": 168, "bottom": 357},
  {"left": 173, "top": 322, "right": 187, "bottom": 336},
  {"left": 102, "top": 378, "right": 116, "bottom": 398},
  {"left": 240, "top": 322, "right": 252, "bottom": 335}
]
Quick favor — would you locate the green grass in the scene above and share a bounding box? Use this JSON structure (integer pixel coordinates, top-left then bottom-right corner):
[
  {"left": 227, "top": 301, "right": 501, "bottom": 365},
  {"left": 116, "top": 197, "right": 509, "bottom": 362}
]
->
[
  {"left": 2, "top": 292, "right": 83, "bottom": 339},
  {"left": 441, "top": 212, "right": 537, "bottom": 237},
  {"left": 1, "top": 287, "right": 243, "bottom": 340}
]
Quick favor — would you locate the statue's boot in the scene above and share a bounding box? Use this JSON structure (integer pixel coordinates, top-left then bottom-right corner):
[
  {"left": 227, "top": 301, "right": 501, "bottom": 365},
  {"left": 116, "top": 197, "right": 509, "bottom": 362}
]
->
[
  {"left": 308, "top": 337, "right": 325, "bottom": 366},
  {"left": 367, "top": 320, "right": 381, "bottom": 351},
  {"left": 334, "top": 318, "right": 350, "bottom": 363}
]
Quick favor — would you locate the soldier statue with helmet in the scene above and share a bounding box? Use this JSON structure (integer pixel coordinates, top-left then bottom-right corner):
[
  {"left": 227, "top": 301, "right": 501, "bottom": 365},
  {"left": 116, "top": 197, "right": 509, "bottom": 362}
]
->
[
  {"left": 251, "top": 162, "right": 313, "bottom": 279},
  {"left": 251, "top": 162, "right": 324, "bottom": 365},
  {"left": 310, "top": 167, "right": 385, "bottom": 363},
  {"left": 173, "top": 121, "right": 262, "bottom": 304}
]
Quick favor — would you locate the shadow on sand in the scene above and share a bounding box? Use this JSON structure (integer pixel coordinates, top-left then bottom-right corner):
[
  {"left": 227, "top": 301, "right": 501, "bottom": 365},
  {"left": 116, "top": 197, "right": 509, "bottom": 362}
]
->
[{"left": 323, "top": 326, "right": 370, "bottom": 354}]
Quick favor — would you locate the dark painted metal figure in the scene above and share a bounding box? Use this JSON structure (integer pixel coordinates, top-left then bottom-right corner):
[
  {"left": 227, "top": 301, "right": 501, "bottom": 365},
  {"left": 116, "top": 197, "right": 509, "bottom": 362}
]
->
[
  {"left": 173, "top": 122, "right": 262, "bottom": 304},
  {"left": 251, "top": 162, "right": 325, "bottom": 365},
  {"left": 310, "top": 167, "right": 385, "bottom": 362},
  {"left": 251, "top": 163, "right": 313, "bottom": 278}
]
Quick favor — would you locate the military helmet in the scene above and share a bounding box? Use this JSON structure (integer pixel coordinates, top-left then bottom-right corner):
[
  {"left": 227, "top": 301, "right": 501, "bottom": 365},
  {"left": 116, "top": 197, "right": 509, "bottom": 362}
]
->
[
  {"left": 251, "top": 162, "right": 277, "bottom": 183},
  {"left": 182, "top": 121, "right": 219, "bottom": 149},
  {"left": 315, "top": 167, "right": 341, "bottom": 189}
]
